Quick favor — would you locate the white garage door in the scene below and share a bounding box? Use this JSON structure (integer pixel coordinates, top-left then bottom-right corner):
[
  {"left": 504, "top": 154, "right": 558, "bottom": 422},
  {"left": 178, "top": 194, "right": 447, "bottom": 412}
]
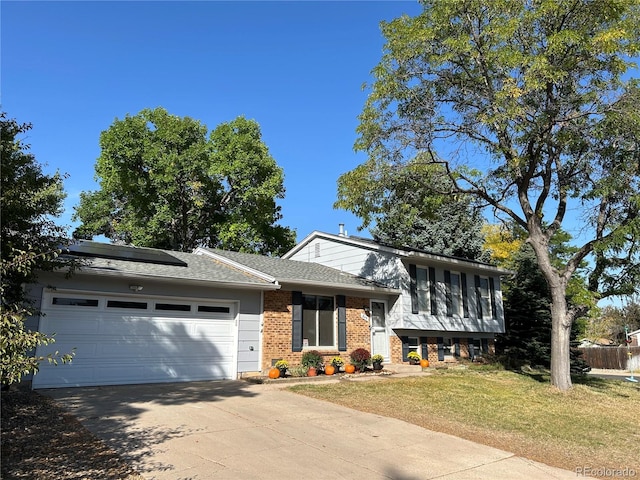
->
[{"left": 33, "top": 290, "right": 238, "bottom": 388}]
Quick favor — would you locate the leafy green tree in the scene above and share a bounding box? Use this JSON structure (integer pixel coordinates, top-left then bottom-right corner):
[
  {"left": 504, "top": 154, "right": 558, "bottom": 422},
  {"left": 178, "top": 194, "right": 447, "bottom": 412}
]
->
[
  {"left": 497, "top": 243, "right": 590, "bottom": 374},
  {"left": 74, "top": 108, "right": 296, "bottom": 255},
  {"left": 1, "top": 113, "right": 74, "bottom": 385},
  {"left": 337, "top": 160, "right": 490, "bottom": 260},
  {"left": 345, "top": 0, "right": 640, "bottom": 390}
]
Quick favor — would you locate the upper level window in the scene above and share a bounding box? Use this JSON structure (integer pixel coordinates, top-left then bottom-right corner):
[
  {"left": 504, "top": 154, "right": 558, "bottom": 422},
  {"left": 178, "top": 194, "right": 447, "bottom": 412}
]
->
[
  {"left": 479, "top": 277, "right": 492, "bottom": 318},
  {"left": 445, "top": 270, "right": 468, "bottom": 317},
  {"left": 302, "top": 295, "right": 334, "bottom": 347},
  {"left": 411, "top": 265, "right": 435, "bottom": 315},
  {"left": 450, "top": 272, "right": 462, "bottom": 316},
  {"left": 416, "top": 268, "right": 429, "bottom": 313}
]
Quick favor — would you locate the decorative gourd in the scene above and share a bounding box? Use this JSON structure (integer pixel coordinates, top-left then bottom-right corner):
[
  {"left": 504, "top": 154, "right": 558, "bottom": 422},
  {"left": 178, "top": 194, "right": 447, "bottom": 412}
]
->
[
  {"left": 345, "top": 364, "right": 356, "bottom": 374},
  {"left": 268, "top": 368, "right": 281, "bottom": 379},
  {"left": 324, "top": 364, "right": 335, "bottom": 375},
  {"left": 307, "top": 366, "right": 317, "bottom": 377},
  {"left": 420, "top": 359, "right": 430, "bottom": 368}
]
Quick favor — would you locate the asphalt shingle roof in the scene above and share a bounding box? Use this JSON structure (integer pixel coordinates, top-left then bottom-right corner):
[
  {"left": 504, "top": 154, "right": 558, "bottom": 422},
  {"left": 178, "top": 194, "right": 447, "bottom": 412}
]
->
[
  {"left": 202, "top": 248, "right": 392, "bottom": 290},
  {"left": 66, "top": 242, "right": 273, "bottom": 287},
  {"left": 65, "top": 241, "right": 394, "bottom": 292}
]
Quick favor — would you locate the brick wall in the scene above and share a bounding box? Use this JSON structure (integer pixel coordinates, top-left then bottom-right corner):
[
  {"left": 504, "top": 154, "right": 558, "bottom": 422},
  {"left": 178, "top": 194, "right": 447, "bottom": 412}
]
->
[
  {"left": 389, "top": 335, "right": 496, "bottom": 367},
  {"left": 262, "top": 291, "right": 372, "bottom": 372}
]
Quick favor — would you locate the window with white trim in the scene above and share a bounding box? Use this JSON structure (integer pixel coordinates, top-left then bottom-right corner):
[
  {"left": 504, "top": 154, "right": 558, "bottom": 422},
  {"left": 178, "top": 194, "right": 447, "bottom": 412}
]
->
[
  {"left": 442, "top": 338, "right": 454, "bottom": 359},
  {"left": 479, "top": 276, "right": 492, "bottom": 318},
  {"left": 416, "top": 268, "right": 429, "bottom": 313},
  {"left": 450, "top": 272, "right": 462, "bottom": 316},
  {"left": 407, "top": 336, "right": 420, "bottom": 355},
  {"left": 302, "top": 295, "right": 335, "bottom": 347}
]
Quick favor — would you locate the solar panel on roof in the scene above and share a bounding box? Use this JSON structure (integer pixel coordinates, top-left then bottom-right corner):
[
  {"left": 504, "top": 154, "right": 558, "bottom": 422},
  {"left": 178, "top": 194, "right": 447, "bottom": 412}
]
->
[{"left": 65, "top": 241, "right": 188, "bottom": 267}]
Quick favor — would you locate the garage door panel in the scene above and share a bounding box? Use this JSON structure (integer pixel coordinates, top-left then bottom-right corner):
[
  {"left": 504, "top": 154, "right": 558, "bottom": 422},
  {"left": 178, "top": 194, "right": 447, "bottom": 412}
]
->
[{"left": 33, "top": 293, "right": 238, "bottom": 388}]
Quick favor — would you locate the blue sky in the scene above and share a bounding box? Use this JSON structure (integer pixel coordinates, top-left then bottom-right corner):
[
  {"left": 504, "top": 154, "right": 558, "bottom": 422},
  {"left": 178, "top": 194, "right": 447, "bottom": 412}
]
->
[{"left": 3, "top": 1, "right": 422, "bottom": 243}]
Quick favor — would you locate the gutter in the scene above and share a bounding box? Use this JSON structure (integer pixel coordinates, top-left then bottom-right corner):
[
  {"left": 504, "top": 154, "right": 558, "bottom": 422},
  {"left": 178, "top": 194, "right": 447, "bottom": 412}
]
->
[{"left": 52, "top": 266, "right": 282, "bottom": 291}]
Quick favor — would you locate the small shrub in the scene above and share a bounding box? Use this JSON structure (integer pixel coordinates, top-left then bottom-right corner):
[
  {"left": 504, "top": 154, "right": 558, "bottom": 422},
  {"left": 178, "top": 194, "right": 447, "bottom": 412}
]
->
[
  {"left": 289, "top": 364, "right": 309, "bottom": 377},
  {"left": 274, "top": 359, "right": 289, "bottom": 371},
  {"left": 407, "top": 351, "right": 421, "bottom": 361},
  {"left": 350, "top": 348, "right": 371, "bottom": 371},
  {"left": 331, "top": 356, "right": 344, "bottom": 368},
  {"left": 301, "top": 350, "right": 323, "bottom": 369},
  {"left": 372, "top": 354, "right": 384, "bottom": 364}
]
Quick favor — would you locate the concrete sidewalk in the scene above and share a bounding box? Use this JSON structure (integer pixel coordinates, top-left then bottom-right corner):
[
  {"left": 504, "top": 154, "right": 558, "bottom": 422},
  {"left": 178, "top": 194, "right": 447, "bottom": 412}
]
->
[{"left": 43, "top": 379, "right": 577, "bottom": 480}]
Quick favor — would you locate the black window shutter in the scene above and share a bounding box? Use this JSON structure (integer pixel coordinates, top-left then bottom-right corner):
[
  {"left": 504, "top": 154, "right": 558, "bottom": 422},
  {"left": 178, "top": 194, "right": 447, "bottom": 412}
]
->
[
  {"left": 444, "top": 270, "right": 452, "bottom": 316},
  {"left": 437, "top": 337, "right": 444, "bottom": 361},
  {"left": 453, "top": 337, "right": 460, "bottom": 357},
  {"left": 337, "top": 295, "right": 347, "bottom": 351},
  {"left": 429, "top": 267, "right": 437, "bottom": 315},
  {"left": 468, "top": 338, "right": 475, "bottom": 360},
  {"left": 409, "top": 264, "right": 418, "bottom": 314},
  {"left": 489, "top": 277, "right": 497, "bottom": 319},
  {"left": 481, "top": 338, "right": 489, "bottom": 354},
  {"left": 401, "top": 336, "right": 410, "bottom": 361},
  {"left": 420, "top": 337, "right": 428, "bottom": 360},
  {"left": 474, "top": 275, "right": 483, "bottom": 318},
  {"left": 292, "top": 291, "right": 303, "bottom": 352},
  {"left": 461, "top": 273, "right": 469, "bottom": 318}
]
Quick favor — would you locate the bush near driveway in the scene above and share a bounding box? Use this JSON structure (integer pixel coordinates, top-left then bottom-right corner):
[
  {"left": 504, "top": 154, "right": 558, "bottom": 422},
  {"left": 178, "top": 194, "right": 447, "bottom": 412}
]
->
[{"left": 289, "top": 368, "right": 640, "bottom": 473}]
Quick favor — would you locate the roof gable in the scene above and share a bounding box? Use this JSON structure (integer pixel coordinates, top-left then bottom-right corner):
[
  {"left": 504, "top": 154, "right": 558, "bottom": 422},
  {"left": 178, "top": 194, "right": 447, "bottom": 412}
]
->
[
  {"left": 196, "top": 248, "right": 398, "bottom": 293},
  {"left": 285, "top": 231, "right": 512, "bottom": 275}
]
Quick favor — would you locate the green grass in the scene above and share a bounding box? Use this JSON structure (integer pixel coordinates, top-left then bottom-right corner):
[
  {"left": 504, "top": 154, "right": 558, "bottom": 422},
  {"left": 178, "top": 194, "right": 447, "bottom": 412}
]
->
[{"left": 289, "top": 368, "right": 640, "bottom": 472}]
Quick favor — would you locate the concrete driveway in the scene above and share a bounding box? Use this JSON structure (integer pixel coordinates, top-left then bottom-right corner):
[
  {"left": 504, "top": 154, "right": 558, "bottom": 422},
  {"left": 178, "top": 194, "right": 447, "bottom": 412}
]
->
[{"left": 42, "top": 380, "right": 576, "bottom": 480}]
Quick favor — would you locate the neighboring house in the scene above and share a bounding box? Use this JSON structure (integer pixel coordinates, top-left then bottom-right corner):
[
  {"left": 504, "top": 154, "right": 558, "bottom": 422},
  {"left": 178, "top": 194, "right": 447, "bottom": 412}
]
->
[
  {"left": 283, "top": 229, "right": 512, "bottom": 366},
  {"left": 629, "top": 330, "right": 640, "bottom": 347},
  {"left": 29, "top": 240, "right": 397, "bottom": 388}
]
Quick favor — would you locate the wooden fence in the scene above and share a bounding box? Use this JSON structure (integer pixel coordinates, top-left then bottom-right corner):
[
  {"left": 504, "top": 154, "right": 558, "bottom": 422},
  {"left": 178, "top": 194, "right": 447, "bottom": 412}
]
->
[{"left": 577, "top": 346, "right": 640, "bottom": 370}]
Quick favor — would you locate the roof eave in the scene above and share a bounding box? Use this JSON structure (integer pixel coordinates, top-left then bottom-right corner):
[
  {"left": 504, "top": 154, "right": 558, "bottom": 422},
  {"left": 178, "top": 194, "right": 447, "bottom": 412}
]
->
[
  {"left": 51, "top": 267, "right": 281, "bottom": 291},
  {"left": 403, "top": 252, "right": 513, "bottom": 275},
  {"left": 278, "top": 278, "right": 400, "bottom": 295}
]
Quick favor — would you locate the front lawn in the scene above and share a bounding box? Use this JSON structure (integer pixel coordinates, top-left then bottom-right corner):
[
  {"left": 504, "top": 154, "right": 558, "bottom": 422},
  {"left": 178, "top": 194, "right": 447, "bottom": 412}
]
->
[{"left": 289, "top": 368, "right": 640, "bottom": 472}]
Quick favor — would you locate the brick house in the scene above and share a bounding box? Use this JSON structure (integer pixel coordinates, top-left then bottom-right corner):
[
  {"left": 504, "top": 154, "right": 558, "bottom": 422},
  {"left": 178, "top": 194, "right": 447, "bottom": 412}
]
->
[
  {"left": 30, "top": 234, "right": 509, "bottom": 388},
  {"left": 196, "top": 248, "right": 400, "bottom": 370},
  {"left": 283, "top": 229, "right": 512, "bottom": 367}
]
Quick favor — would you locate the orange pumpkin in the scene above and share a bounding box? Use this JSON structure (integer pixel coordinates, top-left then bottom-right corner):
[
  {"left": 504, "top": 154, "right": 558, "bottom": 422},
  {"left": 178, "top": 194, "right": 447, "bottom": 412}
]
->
[
  {"left": 268, "top": 368, "right": 281, "bottom": 379},
  {"left": 420, "top": 359, "right": 430, "bottom": 368},
  {"left": 324, "top": 365, "right": 335, "bottom": 375},
  {"left": 345, "top": 364, "right": 356, "bottom": 374}
]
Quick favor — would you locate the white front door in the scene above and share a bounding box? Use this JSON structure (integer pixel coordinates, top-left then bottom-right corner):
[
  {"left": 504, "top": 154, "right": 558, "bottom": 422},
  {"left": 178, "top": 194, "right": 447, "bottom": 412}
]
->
[{"left": 370, "top": 300, "right": 389, "bottom": 361}]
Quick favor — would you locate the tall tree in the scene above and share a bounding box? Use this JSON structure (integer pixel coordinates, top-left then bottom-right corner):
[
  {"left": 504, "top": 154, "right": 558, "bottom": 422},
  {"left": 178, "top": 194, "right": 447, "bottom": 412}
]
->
[
  {"left": 336, "top": 160, "right": 490, "bottom": 260},
  {"left": 74, "top": 108, "right": 296, "bottom": 255},
  {"left": 345, "top": 0, "right": 640, "bottom": 389},
  {"left": 1, "top": 113, "right": 74, "bottom": 385}
]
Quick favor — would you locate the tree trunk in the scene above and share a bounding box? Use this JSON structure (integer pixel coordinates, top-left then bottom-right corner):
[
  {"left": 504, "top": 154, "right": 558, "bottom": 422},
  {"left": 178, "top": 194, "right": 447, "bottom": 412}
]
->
[
  {"left": 528, "top": 235, "right": 574, "bottom": 391},
  {"left": 549, "top": 286, "right": 573, "bottom": 390}
]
